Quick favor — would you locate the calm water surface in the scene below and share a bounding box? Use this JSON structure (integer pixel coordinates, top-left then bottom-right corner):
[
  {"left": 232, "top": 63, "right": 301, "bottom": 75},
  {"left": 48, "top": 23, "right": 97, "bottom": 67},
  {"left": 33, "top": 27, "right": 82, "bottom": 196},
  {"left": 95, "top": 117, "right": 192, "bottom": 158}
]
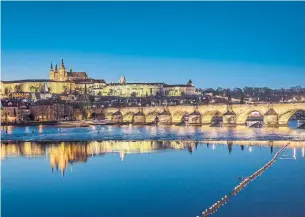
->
[
  {"left": 2, "top": 140, "right": 305, "bottom": 217},
  {"left": 1, "top": 122, "right": 305, "bottom": 217}
]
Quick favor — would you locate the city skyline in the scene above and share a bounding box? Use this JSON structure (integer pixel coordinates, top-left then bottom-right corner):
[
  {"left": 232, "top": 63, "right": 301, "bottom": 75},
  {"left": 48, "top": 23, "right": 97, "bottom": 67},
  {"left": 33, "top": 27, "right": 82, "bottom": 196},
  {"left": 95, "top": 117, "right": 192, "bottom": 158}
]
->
[{"left": 2, "top": 2, "right": 305, "bottom": 88}]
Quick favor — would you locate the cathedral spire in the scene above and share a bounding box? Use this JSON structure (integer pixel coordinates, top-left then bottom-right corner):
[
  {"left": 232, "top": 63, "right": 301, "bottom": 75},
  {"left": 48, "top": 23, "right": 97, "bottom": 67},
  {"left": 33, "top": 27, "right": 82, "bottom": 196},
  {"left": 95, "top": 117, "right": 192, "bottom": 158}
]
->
[
  {"left": 61, "top": 58, "right": 65, "bottom": 68},
  {"left": 50, "top": 62, "right": 53, "bottom": 70},
  {"left": 55, "top": 64, "right": 58, "bottom": 72},
  {"left": 70, "top": 64, "right": 72, "bottom": 73}
]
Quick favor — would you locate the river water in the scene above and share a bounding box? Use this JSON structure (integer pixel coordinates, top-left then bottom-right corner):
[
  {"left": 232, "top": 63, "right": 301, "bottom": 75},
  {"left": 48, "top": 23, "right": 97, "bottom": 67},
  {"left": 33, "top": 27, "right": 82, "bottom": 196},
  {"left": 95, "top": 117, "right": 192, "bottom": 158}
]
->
[
  {"left": 1, "top": 121, "right": 305, "bottom": 217},
  {"left": 1, "top": 121, "right": 305, "bottom": 141}
]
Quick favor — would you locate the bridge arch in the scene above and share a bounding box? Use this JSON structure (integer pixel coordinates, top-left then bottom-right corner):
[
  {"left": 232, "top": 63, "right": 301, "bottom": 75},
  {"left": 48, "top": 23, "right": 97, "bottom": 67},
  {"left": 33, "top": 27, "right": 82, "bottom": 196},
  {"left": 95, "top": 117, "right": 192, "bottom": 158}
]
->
[
  {"left": 132, "top": 111, "right": 146, "bottom": 124},
  {"left": 105, "top": 112, "right": 113, "bottom": 121},
  {"left": 278, "top": 109, "right": 305, "bottom": 126},
  {"left": 236, "top": 110, "right": 264, "bottom": 126},
  {"left": 91, "top": 112, "right": 105, "bottom": 120},
  {"left": 202, "top": 110, "right": 222, "bottom": 125},
  {"left": 123, "top": 112, "right": 135, "bottom": 123},
  {"left": 172, "top": 111, "right": 187, "bottom": 123},
  {"left": 146, "top": 111, "right": 159, "bottom": 123},
  {"left": 111, "top": 110, "right": 123, "bottom": 123}
]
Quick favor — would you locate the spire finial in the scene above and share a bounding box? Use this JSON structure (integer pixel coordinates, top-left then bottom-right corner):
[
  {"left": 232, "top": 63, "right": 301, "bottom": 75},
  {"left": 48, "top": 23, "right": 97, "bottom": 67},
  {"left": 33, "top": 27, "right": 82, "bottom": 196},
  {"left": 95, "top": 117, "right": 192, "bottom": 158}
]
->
[{"left": 61, "top": 58, "right": 65, "bottom": 68}]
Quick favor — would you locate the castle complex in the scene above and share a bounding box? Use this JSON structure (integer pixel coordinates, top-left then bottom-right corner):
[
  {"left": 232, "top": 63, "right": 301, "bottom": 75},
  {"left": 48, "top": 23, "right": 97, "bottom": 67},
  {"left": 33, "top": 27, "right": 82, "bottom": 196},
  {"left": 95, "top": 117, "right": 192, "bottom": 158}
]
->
[
  {"left": 49, "top": 59, "right": 88, "bottom": 81},
  {"left": 1, "top": 59, "right": 197, "bottom": 97}
]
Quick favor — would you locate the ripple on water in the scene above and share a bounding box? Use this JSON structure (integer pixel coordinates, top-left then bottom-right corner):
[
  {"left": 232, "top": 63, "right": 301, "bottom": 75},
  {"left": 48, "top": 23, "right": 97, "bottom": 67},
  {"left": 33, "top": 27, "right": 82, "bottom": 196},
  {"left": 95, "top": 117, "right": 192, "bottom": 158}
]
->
[{"left": 1, "top": 125, "right": 305, "bottom": 141}]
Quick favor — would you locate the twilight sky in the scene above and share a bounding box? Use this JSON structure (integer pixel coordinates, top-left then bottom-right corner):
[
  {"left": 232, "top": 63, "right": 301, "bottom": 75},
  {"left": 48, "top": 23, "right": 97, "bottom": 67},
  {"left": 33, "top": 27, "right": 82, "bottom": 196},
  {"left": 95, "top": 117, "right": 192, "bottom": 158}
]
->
[{"left": 2, "top": 1, "right": 305, "bottom": 88}]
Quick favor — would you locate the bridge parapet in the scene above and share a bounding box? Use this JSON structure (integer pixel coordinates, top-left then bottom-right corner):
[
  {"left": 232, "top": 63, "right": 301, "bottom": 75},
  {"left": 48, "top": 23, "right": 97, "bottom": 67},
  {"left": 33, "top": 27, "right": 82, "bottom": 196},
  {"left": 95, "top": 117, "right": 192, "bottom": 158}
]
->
[{"left": 100, "top": 103, "right": 305, "bottom": 127}]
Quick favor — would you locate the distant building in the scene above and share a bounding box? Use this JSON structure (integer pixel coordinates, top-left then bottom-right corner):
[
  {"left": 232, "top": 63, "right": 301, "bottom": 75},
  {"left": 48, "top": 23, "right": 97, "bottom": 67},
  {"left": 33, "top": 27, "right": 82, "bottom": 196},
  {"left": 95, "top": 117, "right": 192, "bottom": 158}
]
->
[
  {"left": 1, "top": 101, "right": 31, "bottom": 122},
  {"left": 31, "top": 101, "right": 73, "bottom": 121},
  {"left": 1, "top": 101, "right": 19, "bottom": 123},
  {"left": 92, "top": 77, "right": 198, "bottom": 97},
  {"left": 49, "top": 60, "right": 88, "bottom": 81},
  {"left": 1, "top": 59, "right": 198, "bottom": 97}
]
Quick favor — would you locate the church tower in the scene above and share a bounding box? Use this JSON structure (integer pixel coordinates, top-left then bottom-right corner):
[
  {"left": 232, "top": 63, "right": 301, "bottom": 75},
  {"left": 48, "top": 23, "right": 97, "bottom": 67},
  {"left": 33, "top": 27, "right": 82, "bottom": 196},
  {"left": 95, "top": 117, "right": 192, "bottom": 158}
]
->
[
  {"left": 54, "top": 64, "right": 58, "bottom": 80},
  {"left": 119, "top": 76, "right": 126, "bottom": 84},
  {"left": 49, "top": 63, "right": 55, "bottom": 80},
  {"left": 58, "top": 58, "right": 68, "bottom": 81}
]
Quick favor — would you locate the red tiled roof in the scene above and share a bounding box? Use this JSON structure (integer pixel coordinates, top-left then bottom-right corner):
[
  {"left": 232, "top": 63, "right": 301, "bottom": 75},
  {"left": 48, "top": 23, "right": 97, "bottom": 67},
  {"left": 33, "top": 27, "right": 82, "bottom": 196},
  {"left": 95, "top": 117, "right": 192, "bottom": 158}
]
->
[{"left": 68, "top": 72, "right": 87, "bottom": 77}]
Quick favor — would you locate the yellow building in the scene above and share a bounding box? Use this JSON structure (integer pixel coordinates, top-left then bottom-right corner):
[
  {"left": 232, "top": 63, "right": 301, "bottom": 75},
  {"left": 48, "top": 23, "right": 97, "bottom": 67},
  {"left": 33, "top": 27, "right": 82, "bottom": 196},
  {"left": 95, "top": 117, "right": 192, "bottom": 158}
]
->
[
  {"left": 0, "top": 59, "right": 85, "bottom": 95},
  {"left": 92, "top": 76, "right": 197, "bottom": 97},
  {"left": 1, "top": 59, "right": 197, "bottom": 97},
  {"left": 49, "top": 59, "right": 88, "bottom": 81},
  {"left": 1, "top": 79, "right": 75, "bottom": 95}
]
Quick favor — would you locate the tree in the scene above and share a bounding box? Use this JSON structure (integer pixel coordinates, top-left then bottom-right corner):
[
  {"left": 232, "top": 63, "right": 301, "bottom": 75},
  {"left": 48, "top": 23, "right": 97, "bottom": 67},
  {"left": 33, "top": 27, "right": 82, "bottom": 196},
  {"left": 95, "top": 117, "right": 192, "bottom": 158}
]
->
[
  {"left": 228, "top": 94, "right": 232, "bottom": 102},
  {"left": 39, "top": 83, "right": 46, "bottom": 93},
  {"left": 4, "top": 112, "right": 8, "bottom": 122},
  {"left": 216, "top": 87, "right": 223, "bottom": 94},
  {"left": 295, "top": 95, "right": 302, "bottom": 102},
  {"left": 62, "top": 85, "right": 69, "bottom": 94},
  {"left": 131, "top": 92, "right": 137, "bottom": 98},
  {"left": 29, "top": 84, "right": 39, "bottom": 92},
  {"left": 97, "top": 91, "right": 102, "bottom": 96},
  {"left": 4, "top": 87, "right": 12, "bottom": 94},
  {"left": 14, "top": 84, "right": 23, "bottom": 93},
  {"left": 89, "top": 95, "right": 95, "bottom": 104},
  {"left": 29, "top": 86, "right": 36, "bottom": 92},
  {"left": 90, "top": 112, "right": 97, "bottom": 119},
  {"left": 28, "top": 113, "right": 34, "bottom": 121}
]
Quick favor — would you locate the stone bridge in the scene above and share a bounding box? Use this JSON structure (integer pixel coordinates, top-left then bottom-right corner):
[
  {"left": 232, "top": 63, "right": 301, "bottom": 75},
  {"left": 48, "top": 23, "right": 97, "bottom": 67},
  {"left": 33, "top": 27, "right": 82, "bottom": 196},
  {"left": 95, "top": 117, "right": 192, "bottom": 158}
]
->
[{"left": 90, "top": 103, "right": 305, "bottom": 127}]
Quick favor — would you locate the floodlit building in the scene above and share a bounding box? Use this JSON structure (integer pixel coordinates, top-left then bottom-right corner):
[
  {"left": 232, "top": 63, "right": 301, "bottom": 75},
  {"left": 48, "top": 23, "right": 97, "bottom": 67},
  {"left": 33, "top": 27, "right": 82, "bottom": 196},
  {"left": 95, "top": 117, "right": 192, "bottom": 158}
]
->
[{"left": 1, "top": 59, "right": 198, "bottom": 97}]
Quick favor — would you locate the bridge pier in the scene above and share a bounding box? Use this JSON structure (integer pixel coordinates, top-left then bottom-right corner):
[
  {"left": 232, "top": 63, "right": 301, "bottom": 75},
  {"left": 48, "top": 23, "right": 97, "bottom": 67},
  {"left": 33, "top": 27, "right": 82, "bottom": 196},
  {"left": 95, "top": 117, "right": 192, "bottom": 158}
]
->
[
  {"left": 158, "top": 109, "right": 172, "bottom": 125},
  {"left": 263, "top": 108, "right": 279, "bottom": 127},
  {"left": 222, "top": 111, "right": 236, "bottom": 127},
  {"left": 188, "top": 111, "right": 202, "bottom": 125}
]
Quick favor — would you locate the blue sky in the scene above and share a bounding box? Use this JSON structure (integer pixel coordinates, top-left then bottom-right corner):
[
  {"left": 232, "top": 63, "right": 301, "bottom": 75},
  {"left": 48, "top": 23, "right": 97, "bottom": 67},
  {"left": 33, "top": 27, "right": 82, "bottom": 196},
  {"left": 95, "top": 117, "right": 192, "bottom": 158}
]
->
[{"left": 2, "top": 2, "right": 305, "bottom": 88}]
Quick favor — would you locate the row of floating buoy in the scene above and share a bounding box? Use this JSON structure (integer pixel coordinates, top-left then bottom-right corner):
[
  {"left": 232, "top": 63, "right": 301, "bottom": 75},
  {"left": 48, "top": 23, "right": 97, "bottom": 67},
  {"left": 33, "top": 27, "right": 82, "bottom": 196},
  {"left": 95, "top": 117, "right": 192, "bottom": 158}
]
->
[{"left": 198, "top": 144, "right": 289, "bottom": 217}]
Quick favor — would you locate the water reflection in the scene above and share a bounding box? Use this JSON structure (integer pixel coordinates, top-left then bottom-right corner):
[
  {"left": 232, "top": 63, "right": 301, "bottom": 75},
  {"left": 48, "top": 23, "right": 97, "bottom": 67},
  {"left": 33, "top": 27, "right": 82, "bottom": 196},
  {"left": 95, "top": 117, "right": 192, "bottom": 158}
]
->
[
  {"left": 2, "top": 140, "right": 305, "bottom": 176},
  {"left": 2, "top": 122, "right": 305, "bottom": 142}
]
